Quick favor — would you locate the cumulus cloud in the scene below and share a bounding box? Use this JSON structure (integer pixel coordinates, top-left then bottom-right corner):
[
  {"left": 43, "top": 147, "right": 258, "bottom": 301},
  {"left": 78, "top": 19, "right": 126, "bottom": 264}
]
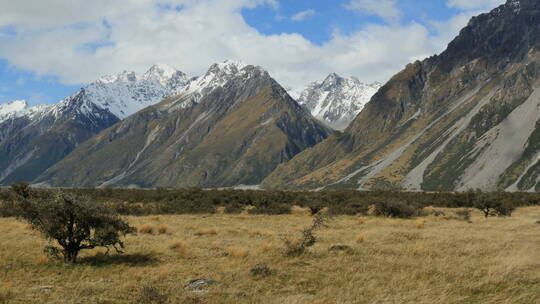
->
[
  {"left": 447, "top": 0, "right": 505, "bottom": 11},
  {"left": 0, "top": 0, "right": 504, "bottom": 91},
  {"left": 291, "top": 9, "right": 315, "bottom": 22},
  {"left": 345, "top": 0, "right": 401, "bottom": 24}
]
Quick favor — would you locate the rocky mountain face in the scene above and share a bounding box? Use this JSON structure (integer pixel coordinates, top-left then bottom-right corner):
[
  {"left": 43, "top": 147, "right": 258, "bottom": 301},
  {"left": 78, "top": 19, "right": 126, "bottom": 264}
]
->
[
  {"left": 37, "top": 62, "right": 332, "bottom": 188},
  {"left": 297, "top": 74, "right": 381, "bottom": 130},
  {"left": 0, "top": 64, "right": 188, "bottom": 185},
  {"left": 263, "top": 0, "right": 540, "bottom": 191}
]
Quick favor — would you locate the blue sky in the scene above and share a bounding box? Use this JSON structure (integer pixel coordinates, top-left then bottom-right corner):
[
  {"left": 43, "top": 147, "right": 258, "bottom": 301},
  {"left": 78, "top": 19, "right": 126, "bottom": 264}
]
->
[
  {"left": 0, "top": 0, "right": 505, "bottom": 106},
  {"left": 243, "top": 1, "right": 462, "bottom": 44}
]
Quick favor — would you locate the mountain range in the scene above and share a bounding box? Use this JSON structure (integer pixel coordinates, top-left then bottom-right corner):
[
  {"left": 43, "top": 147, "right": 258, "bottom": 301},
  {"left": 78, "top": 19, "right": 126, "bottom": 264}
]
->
[
  {"left": 0, "top": 64, "right": 189, "bottom": 184},
  {"left": 36, "top": 62, "right": 331, "bottom": 188},
  {"left": 1, "top": 0, "right": 539, "bottom": 191},
  {"left": 263, "top": 0, "right": 540, "bottom": 192}
]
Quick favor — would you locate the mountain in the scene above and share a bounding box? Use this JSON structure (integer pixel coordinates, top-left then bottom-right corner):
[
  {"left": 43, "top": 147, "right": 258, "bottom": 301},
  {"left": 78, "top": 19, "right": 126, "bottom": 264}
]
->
[
  {"left": 297, "top": 74, "right": 381, "bottom": 130},
  {"left": 0, "top": 64, "right": 188, "bottom": 185},
  {"left": 263, "top": 0, "right": 540, "bottom": 191},
  {"left": 37, "top": 61, "right": 332, "bottom": 188},
  {"left": 0, "top": 100, "right": 48, "bottom": 124}
]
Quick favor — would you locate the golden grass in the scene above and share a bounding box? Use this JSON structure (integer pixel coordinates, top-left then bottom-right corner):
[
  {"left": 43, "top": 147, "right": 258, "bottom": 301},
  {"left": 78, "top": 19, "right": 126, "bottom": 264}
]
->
[
  {"left": 138, "top": 224, "right": 155, "bottom": 234},
  {"left": 291, "top": 205, "right": 311, "bottom": 217},
  {"left": 1, "top": 208, "right": 540, "bottom": 303},
  {"left": 194, "top": 228, "right": 218, "bottom": 236},
  {"left": 168, "top": 240, "right": 190, "bottom": 258},
  {"left": 157, "top": 224, "right": 170, "bottom": 235},
  {"left": 226, "top": 246, "right": 250, "bottom": 259}
]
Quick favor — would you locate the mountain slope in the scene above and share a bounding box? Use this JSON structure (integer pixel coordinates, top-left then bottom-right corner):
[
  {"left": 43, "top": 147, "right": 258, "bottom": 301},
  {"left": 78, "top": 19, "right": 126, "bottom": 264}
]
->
[
  {"left": 297, "top": 74, "right": 381, "bottom": 130},
  {"left": 0, "top": 64, "right": 188, "bottom": 185},
  {"left": 263, "top": 0, "right": 540, "bottom": 191},
  {"left": 37, "top": 63, "right": 332, "bottom": 188}
]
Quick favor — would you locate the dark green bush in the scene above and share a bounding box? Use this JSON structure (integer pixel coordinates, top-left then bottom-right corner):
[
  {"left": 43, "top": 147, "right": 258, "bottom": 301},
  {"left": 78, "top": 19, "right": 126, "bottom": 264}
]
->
[
  {"left": 474, "top": 192, "right": 516, "bottom": 218},
  {"left": 1, "top": 187, "right": 537, "bottom": 217},
  {"left": 371, "top": 201, "right": 419, "bottom": 218}
]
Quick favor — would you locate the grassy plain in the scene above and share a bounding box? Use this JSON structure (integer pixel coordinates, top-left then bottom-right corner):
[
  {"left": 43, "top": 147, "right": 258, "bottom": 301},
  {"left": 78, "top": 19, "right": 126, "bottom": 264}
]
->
[{"left": 1, "top": 207, "right": 540, "bottom": 303}]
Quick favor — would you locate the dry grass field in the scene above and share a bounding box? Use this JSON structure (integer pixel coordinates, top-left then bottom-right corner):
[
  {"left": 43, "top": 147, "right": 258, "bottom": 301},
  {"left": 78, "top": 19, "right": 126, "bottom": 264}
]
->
[{"left": 1, "top": 206, "right": 540, "bottom": 303}]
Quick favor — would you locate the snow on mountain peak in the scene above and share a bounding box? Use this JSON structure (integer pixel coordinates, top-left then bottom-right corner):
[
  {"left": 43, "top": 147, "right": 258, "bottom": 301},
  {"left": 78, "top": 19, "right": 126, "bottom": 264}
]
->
[
  {"left": 297, "top": 73, "right": 382, "bottom": 130},
  {"left": 210, "top": 60, "right": 248, "bottom": 73},
  {"left": 175, "top": 60, "right": 263, "bottom": 106},
  {"left": 0, "top": 100, "right": 49, "bottom": 123},
  {"left": 143, "top": 64, "right": 188, "bottom": 87},
  {"left": 45, "top": 65, "right": 190, "bottom": 120},
  {"left": 97, "top": 70, "right": 138, "bottom": 84}
]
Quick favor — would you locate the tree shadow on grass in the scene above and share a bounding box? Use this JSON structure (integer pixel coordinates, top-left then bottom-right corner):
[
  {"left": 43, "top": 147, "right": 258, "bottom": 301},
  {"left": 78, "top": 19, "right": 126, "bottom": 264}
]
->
[{"left": 79, "top": 252, "right": 160, "bottom": 267}]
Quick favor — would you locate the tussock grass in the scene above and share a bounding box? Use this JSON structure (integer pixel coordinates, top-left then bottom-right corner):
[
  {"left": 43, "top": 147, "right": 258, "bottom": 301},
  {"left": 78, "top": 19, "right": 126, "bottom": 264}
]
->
[
  {"left": 226, "top": 246, "right": 250, "bottom": 259},
  {"left": 1, "top": 209, "right": 540, "bottom": 303},
  {"left": 168, "top": 240, "right": 190, "bottom": 258},
  {"left": 157, "top": 225, "right": 169, "bottom": 235},
  {"left": 139, "top": 224, "right": 155, "bottom": 234},
  {"left": 194, "top": 228, "right": 218, "bottom": 236}
]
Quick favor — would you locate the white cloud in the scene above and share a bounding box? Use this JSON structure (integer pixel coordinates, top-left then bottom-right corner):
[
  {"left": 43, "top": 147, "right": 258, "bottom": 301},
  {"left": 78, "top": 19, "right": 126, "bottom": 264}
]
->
[
  {"left": 291, "top": 9, "right": 315, "bottom": 22},
  {"left": 447, "top": 0, "right": 505, "bottom": 11},
  {"left": 345, "top": 0, "right": 401, "bottom": 24},
  {"left": 0, "top": 0, "right": 497, "bottom": 92}
]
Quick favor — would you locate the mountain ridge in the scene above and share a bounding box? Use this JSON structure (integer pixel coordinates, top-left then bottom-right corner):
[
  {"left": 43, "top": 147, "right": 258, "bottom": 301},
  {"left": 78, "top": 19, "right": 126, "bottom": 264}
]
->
[
  {"left": 262, "top": 0, "right": 540, "bottom": 191},
  {"left": 37, "top": 63, "right": 332, "bottom": 188},
  {"left": 0, "top": 64, "right": 190, "bottom": 185}
]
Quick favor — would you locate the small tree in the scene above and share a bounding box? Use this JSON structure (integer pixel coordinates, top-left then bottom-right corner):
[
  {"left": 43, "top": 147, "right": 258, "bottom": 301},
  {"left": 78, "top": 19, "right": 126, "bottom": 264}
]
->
[
  {"left": 474, "top": 192, "right": 516, "bottom": 218},
  {"left": 9, "top": 183, "right": 136, "bottom": 263}
]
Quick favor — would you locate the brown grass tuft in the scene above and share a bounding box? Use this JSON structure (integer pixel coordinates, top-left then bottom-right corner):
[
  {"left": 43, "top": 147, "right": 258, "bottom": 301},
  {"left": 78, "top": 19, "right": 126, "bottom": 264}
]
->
[
  {"left": 194, "top": 228, "right": 217, "bottom": 236},
  {"left": 157, "top": 225, "right": 169, "bottom": 235},
  {"left": 226, "top": 246, "right": 249, "bottom": 258},
  {"left": 34, "top": 255, "right": 49, "bottom": 265},
  {"left": 0, "top": 283, "right": 14, "bottom": 303},
  {"left": 291, "top": 205, "right": 311, "bottom": 217},
  {"left": 356, "top": 235, "right": 365, "bottom": 243},
  {"left": 139, "top": 224, "right": 155, "bottom": 234},
  {"left": 168, "top": 241, "right": 190, "bottom": 258},
  {"left": 415, "top": 219, "right": 426, "bottom": 229}
]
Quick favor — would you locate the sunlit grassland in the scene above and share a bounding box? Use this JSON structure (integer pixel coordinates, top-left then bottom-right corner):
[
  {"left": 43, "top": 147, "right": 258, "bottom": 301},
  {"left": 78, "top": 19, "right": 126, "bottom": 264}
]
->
[{"left": 1, "top": 207, "right": 540, "bottom": 303}]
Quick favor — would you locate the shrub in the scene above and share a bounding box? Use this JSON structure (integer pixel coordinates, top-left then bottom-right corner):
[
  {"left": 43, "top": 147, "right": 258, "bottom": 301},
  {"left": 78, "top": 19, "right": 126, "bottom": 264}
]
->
[
  {"left": 370, "top": 201, "right": 419, "bottom": 218},
  {"left": 454, "top": 209, "right": 472, "bottom": 222},
  {"left": 250, "top": 263, "right": 272, "bottom": 277},
  {"left": 8, "top": 183, "right": 136, "bottom": 264},
  {"left": 283, "top": 213, "right": 328, "bottom": 256},
  {"left": 474, "top": 193, "right": 516, "bottom": 218}
]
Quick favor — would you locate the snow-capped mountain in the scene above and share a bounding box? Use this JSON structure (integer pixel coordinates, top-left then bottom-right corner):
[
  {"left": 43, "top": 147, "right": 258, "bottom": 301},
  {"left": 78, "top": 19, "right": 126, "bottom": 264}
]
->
[
  {"left": 297, "top": 73, "right": 381, "bottom": 130},
  {"left": 168, "top": 60, "right": 251, "bottom": 109},
  {"left": 0, "top": 100, "right": 48, "bottom": 124},
  {"left": 47, "top": 64, "right": 190, "bottom": 120},
  {"left": 0, "top": 64, "right": 190, "bottom": 185},
  {"left": 264, "top": 0, "right": 540, "bottom": 192},
  {"left": 37, "top": 61, "right": 331, "bottom": 188}
]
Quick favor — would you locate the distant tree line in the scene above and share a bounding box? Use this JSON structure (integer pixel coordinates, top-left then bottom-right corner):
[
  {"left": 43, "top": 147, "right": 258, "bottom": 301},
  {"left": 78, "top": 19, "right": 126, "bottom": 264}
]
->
[{"left": 0, "top": 186, "right": 535, "bottom": 217}]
